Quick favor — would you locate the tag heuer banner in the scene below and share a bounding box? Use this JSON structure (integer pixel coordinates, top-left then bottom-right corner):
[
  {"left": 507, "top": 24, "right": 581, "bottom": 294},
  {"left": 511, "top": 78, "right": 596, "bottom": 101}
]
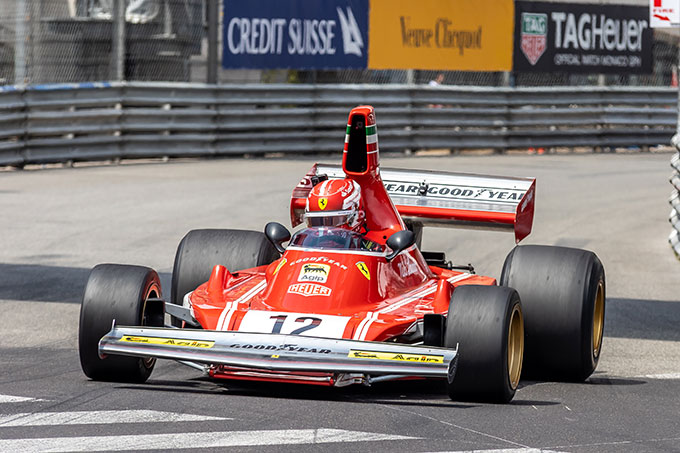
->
[
  {"left": 514, "top": 1, "right": 653, "bottom": 74},
  {"left": 222, "top": 0, "right": 368, "bottom": 69}
]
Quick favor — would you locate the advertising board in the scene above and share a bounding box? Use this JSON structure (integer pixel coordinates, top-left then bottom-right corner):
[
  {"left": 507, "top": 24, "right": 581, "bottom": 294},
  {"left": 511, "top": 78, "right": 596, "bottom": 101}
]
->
[
  {"left": 368, "top": 0, "right": 514, "bottom": 71},
  {"left": 222, "top": 0, "right": 368, "bottom": 69},
  {"left": 514, "top": 1, "right": 653, "bottom": 73}
]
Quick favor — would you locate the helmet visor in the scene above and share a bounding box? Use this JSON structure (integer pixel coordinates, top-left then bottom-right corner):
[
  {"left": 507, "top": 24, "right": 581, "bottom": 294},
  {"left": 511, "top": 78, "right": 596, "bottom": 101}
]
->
[{"left": 305, "top": 210, "right": 355, "bottom": 228}]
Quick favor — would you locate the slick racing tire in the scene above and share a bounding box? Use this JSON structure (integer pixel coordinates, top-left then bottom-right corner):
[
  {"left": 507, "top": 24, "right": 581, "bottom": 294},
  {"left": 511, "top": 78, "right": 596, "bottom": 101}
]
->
[
  {"left": 444, "top": 285, "right": 524, "bottom": 403},
  {"left": 501, "top": 245, "right": 605, "bottom": 382},
  {"left": 170, "top": 229, "right": 280, "bottom": 326},
  {"left": 78, "top": 264, "right": 161, "bottom": 383}
]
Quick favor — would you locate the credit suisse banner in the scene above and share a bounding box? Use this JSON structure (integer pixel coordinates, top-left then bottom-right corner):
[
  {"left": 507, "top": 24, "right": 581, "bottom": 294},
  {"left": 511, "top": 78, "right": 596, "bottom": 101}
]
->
[
  {"left": 222, "top": 0, "right": 369, "bottom": 69},
  {"left": 514, "top": 1, "right": 652, "bottom": 74},
  {"left": 367, "top": 0, "right": 514, "bottom": 71}
]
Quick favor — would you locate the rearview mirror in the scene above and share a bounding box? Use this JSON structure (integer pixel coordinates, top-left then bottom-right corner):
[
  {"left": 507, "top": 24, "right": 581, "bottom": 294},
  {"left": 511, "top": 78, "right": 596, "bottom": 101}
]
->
[
  {"left": 385, "top": 230, "right": 416, "bottom": 261},
  {"left": 264, "top": 222, "right": 291, "bottom": 254}
]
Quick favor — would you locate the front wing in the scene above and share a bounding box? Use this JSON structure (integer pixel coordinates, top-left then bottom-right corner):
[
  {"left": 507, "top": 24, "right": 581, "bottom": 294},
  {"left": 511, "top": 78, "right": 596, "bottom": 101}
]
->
[{"left": 99, "top": 325, "right": 458, "bottom": 380}]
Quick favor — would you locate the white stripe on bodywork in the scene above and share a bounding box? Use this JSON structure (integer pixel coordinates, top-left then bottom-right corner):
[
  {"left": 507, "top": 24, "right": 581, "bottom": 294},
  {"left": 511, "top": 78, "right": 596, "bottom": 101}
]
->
[
  {"left": 378, "top": 273, "right": 472, "bottom": 314},
  {"left": 0, "top": 410, "right": 228, "bottom": 427},
  {"left": 217, "top": 280, "right": 267, "bottom": 331},
  {"left": 353, "top": 312, "right": 379, "bottom": 341},
  {"left": 0, "top": 429, "right": 417, "bottom": 452}
]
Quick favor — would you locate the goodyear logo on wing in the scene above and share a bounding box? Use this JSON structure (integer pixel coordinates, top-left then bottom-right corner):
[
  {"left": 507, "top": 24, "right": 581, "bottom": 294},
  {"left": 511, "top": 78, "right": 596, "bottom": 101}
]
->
[
  {"left": 288, "top": 283, "right": 332, "bottom": 297},
  {"left": 298, "top": 263, "right": 330, "bottom": 283},
  {"left": 348, "top": 349, "right": 443, "bottom": 363},
  {"left": 121, "top": 336, "right": 215, "bottom": 348}
]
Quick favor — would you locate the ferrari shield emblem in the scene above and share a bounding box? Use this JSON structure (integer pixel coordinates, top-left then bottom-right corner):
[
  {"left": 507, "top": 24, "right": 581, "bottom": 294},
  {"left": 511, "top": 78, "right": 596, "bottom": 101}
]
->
[
  {"left": 356, "top": 262, "right": 370, "bottom": 280},
  {"left": 520, "top": 13, "right": 547, "bottom": 66},
  {"left": 318, "top": 198, "right": 328, "bottom": 210}
]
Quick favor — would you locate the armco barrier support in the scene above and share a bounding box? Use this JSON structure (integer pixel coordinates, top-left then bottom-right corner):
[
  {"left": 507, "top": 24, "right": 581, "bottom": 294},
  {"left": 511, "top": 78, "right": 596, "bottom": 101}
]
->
[{"left": 0, "top": 82, "right": 676, "bottom": 167}]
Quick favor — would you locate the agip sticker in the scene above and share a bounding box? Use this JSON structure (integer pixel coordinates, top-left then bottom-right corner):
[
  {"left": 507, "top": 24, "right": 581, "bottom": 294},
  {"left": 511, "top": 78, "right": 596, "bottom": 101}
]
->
[
  {"left": 348, "top": 349, "right": 443, "bottom": 363},
  {"left": 121, "top": 336, "right": 215, "bottom": 348},
  {"left": 298, "top": 263, "right": 330, "bottom": 283}
]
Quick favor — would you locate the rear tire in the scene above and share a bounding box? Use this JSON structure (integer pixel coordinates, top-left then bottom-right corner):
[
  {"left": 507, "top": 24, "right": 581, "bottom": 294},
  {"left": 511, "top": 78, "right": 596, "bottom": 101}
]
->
[
  {"left": 170, "top": 229, "right": 279, "bottom": 325},
  {"left": 501, "top": 245, "right": 605, "bottom": 381},
  {"left": 444, "top": 285, "right": 524, "bottom": 403},
  {"left": 78, "top": 264, "right": 161, "bottom": 382}
]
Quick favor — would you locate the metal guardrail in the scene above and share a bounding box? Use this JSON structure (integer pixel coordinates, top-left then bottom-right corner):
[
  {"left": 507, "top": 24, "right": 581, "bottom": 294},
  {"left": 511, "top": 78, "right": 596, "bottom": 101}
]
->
[{"left": 0, "top": 82, "right": 676, "bottom": 167}]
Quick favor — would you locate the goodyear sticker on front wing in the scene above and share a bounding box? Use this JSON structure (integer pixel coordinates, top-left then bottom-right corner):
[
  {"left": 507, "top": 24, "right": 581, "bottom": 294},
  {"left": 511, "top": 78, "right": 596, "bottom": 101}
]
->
[
  {"left": 121, "top": 336, "right": 214, "bottom": 348},
  {"left": 348, "top": 350, "right": 444, "bottom": 363}
]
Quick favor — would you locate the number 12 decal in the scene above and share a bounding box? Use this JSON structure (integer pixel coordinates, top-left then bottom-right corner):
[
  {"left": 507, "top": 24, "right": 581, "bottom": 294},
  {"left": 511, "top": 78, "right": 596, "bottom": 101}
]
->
[
  {"left": 270, "top": 315, "right": 322, "bottom": 335},
  {"left": 238, "top": 310, "right": 351, "bottom": 338}
]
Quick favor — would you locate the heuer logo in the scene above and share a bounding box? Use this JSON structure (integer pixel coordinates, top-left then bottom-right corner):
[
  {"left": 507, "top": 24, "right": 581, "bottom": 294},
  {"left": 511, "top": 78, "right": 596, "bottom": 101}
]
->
[
  {"left": 336, "top": 7, "right": 364, "bottom": 57},
  {"left": 288, "top": 283, "right": 332, "bottom": 297},
  {"left": 299, "top": 263, "right": 330, "bottom": 283},
  {"left": 520, "top": 13, "right": 547, "bottom": 66}
]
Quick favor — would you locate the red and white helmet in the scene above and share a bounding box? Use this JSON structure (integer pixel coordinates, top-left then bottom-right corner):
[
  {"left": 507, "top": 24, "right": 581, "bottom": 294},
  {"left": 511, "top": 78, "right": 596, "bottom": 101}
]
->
[{"left": 305, "top": 179, "right": 365, "bottom": 231}]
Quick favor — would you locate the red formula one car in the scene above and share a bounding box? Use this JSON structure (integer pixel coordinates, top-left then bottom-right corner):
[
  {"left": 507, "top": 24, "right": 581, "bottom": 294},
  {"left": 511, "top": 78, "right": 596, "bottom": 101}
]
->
[{"left": 78, "top": 106, "right": 605, "bottom": 403}]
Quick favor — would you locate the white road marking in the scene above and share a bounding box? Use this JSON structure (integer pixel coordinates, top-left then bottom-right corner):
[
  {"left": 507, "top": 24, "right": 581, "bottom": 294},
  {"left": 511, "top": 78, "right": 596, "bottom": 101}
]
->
[
  {"left": 0, "top": 428, "right": 416, "bottom": 452},
  {"left": 0, "top": 394, "right": 46, "bottom": 404},
  {"left": 420, "top": 449, "right": 560, "bottom": 453},
  {"left": 0, "top": 410, "right": 229, "bottom": 427},
  {"left": 639, "top": 372, "right": 680, "bottom": 380}
]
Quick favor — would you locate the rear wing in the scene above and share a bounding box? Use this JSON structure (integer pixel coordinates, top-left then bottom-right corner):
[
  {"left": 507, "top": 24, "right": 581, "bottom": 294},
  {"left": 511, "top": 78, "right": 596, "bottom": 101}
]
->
[{"left": 291, "top": 164, "right": 536, "bottom": 243}]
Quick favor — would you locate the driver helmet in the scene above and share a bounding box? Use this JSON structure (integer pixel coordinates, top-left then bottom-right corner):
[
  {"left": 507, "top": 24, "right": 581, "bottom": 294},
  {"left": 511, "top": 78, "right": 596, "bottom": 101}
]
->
[{"left": 305, "top": 179, "right": 365, "bottom": 232}]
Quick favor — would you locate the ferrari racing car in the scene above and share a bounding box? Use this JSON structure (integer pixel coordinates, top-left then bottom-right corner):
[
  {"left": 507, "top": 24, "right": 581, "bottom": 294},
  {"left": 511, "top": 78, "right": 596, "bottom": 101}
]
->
[{"left": 78, "top": 105, "right": 605, "bottom": 403}]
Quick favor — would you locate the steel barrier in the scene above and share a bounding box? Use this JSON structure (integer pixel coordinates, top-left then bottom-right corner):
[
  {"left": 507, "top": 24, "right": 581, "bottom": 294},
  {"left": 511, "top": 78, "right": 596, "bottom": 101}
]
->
[{"left": 0, "top": 82, "right": 676, "bottom": 167}]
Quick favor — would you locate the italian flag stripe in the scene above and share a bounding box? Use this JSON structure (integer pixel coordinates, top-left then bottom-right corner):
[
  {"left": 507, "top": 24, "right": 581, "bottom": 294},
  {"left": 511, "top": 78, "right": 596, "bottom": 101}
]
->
[
  {"left": 367, "top": 142, "right": 378, "bottom": 152},
  {"left": 365, "top": 125, "right": 376, "bottom": 135},
  {"left": 346, "top": 125, "right": 351, "bottom": 134}
]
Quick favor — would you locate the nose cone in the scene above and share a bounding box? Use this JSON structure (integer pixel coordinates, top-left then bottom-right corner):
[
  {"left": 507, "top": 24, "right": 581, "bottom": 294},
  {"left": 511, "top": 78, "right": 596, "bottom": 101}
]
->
[{"left": 264, "top": 254, "right": 377, "bottom": 313}]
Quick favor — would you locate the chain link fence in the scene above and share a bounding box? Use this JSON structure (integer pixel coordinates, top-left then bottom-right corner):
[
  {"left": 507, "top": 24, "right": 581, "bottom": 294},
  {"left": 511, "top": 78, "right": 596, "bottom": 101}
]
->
[
  {"left": 0, "top": 0, "right": 204, "bottom": 85},
  {"left": 0, "top": 0, "right": 678, "bottom": 87}
]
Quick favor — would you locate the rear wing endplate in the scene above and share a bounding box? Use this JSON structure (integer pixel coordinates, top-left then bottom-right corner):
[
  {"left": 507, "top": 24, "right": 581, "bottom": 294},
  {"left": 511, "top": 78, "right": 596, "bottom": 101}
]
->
[{"left": 291, "top": 164, "right": 536, "bottom": 243}]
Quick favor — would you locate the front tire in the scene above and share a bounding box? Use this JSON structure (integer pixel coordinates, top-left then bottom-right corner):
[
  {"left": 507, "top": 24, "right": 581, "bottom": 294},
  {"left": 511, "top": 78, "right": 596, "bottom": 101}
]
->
[
  {"left": 444, "top": 285, "right": 524, "bottom": 403},
  {"left": 170, "top": 229, "right": 279, "bottom": 325},
  {"left": 501, "top": 245, "right": 605, "bottom": 381},
  {"left": 78, "top": 264, "right": 161, "bottom": 382}
]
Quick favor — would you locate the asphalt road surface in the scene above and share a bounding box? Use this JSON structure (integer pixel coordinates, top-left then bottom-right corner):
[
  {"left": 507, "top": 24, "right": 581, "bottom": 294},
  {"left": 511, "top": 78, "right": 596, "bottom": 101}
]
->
[{"left": 1, "top": 152, "right": 680, "bottom": 452}]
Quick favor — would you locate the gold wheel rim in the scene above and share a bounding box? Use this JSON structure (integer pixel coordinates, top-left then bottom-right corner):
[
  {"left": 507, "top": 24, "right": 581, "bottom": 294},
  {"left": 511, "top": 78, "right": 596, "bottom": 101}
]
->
[
  {"left": 592, "top": 280, "right": 605, "bottom": 359},
  {"left": 507, "top": 304, "right": 524, "bottom": 390}
]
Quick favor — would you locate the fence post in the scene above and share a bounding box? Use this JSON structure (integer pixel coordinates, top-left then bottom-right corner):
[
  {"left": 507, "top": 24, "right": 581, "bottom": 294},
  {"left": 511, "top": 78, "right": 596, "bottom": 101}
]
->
[
  {"left": 14, "top": 0, "right": 27, "bottom": 85},
  {"left": 207, "top": 0, "right": 218, "bottom": 84},
  {"left": 111, "top": 0, "right": 126, "bottom": 81}
]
